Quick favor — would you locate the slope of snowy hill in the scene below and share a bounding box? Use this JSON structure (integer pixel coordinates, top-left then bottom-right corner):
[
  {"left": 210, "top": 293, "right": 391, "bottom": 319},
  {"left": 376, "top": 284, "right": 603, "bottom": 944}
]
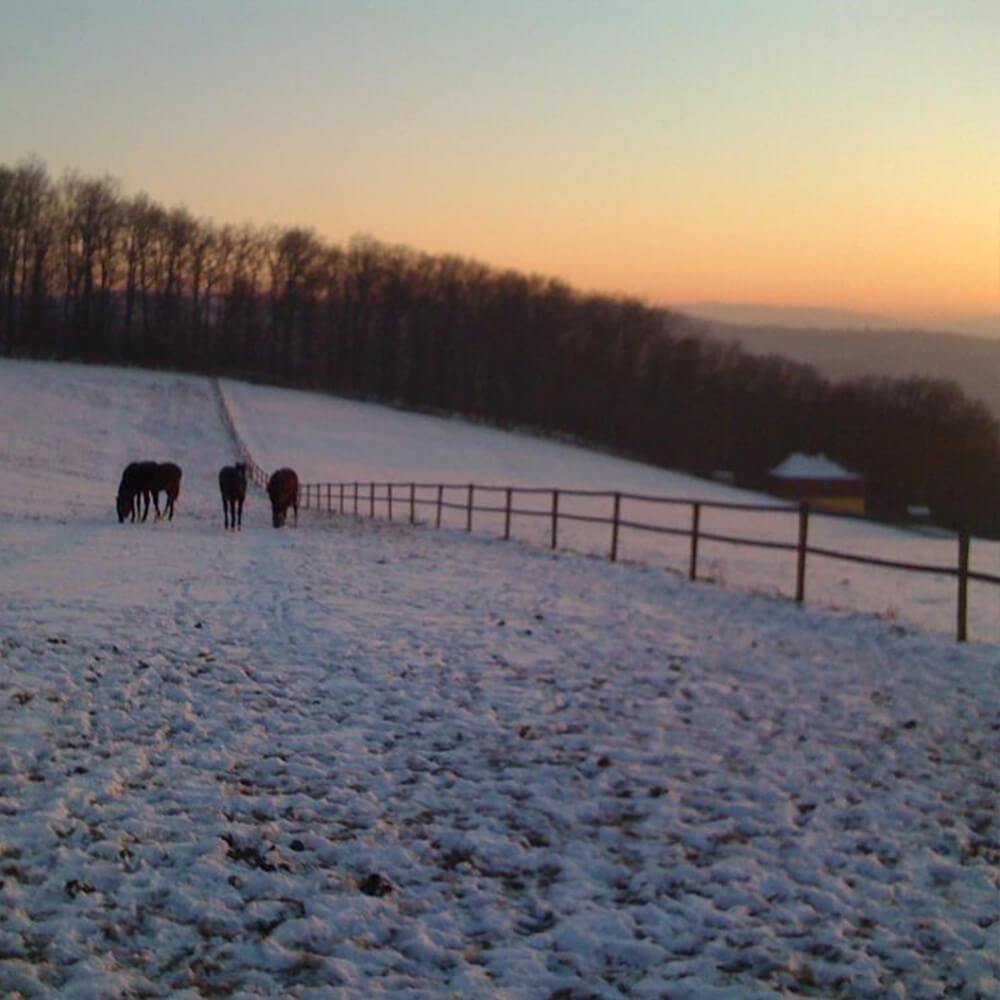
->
[
  {"left": 219, "top": 378, "right": 998, "bottom": 644},
  {"left": 0, "top": 359, "right": 998, "bottom": 999}
]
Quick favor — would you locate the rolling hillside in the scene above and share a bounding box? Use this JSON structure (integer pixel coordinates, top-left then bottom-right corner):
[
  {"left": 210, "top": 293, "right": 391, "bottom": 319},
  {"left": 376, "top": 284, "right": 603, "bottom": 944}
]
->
[{"left": 219, "top": 377, "right": 999, "bottom": 644}]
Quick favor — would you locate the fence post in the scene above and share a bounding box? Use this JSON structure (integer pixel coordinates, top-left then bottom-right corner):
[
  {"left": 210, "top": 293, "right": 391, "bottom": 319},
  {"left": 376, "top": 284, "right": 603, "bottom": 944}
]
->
[
  {"left": 436, "top": 484, "right": 443, "bottom": 529},
  {"left": 388, "top": 483, "right": 393, "bottom": 522},
  {"left": 369, "top": 482, "right": 375, "bottom": 520},
  {"left": 551, "top": 489, "right": 559, "bottom": 550},
  {"left": 466, "top": 484, "right": 474, "bottom": 532},
  {"left": 796, "top": 502, "right": 810, "bottom": 603},
  {"left": 339, "top": 483, "right": 344, "bottom": 514},
  {"left": 957, "top": 529, "right": 970, "bottom": 642},
  {"left": 504, "top": 487, "right": 513, "bottom": 540},
  {"left": 689, "top": 501, "right": 701, "bottom": 581},
  {"left": 353, "top": 481, "right": 359, "bottom": 516},
  {"left": 609, "top": 492, "right": 621, "bottom": 562},
  {"left": 410, "top": 483, "right": 416, "bottom": 525}
]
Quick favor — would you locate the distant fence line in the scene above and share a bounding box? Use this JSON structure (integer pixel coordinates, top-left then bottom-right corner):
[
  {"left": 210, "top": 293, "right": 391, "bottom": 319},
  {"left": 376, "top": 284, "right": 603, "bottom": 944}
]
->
[
  {"left": 213, "top": 378, "right": 269, "bottom": 490},
  {"left": 213, "top": 379, "right": 997, "bottom": 643}
]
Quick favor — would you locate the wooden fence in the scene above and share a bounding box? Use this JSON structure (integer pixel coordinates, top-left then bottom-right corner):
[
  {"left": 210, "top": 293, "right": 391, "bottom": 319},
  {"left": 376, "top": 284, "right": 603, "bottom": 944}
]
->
[
  {"left": 214, "top": 378, "right": 269, "bottom": 490},
  {"left": 212, "top": 379, "right": 997, "bottom": 644},
  {"left": 297, "top": 479, "right": 998, "bottom": 644}
]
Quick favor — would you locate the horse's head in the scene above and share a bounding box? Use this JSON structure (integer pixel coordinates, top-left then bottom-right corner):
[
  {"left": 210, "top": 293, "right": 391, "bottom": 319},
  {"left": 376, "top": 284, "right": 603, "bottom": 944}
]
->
[
  {"left": 272, "top": 505, "right": 285, "bottom": 528},
  {"left": 116, "top": 491, "right": 130, "bottom": 523}
]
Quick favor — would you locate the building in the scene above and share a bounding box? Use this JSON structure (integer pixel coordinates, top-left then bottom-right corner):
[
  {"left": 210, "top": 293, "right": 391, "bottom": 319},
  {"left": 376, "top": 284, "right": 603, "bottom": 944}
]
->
[{"left": 770, "top": 453, "right": 866, "bottom": 515}]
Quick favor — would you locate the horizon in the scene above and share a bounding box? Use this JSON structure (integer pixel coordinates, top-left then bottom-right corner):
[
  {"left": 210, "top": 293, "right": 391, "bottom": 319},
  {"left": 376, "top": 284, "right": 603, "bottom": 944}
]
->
[
  {"left": 680, "top": 301, "right": 1000, "bottom": 339},
  {"left": 2, "top": 2, "right": 997, "bottom": 334}
]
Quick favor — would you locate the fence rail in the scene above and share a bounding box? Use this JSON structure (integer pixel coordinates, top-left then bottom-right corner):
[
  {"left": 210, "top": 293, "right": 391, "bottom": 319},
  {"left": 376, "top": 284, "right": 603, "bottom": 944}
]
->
[{"left": 297, "top": 479, "right": 998, "bottom": 643}]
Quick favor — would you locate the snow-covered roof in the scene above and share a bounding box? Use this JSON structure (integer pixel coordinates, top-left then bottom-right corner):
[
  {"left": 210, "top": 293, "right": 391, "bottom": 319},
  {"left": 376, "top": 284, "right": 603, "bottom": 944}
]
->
[{"left": 770, "top": 452, "right": 860, "bottom": 480}]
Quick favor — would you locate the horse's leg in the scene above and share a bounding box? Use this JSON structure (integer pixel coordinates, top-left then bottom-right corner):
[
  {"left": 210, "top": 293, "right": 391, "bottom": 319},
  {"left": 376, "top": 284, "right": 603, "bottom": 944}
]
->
[
  {"left": 293, "top": 498, "right": 298, "bottom": 526},
  {"left": 139, "top": 490, "right": 149, "bottom": 522},
  {"left": 222, "top": 497, "right": 229, "bottom": 531},
  {"left": 237, "top": 498, "right": 243, "bottom": 530}
]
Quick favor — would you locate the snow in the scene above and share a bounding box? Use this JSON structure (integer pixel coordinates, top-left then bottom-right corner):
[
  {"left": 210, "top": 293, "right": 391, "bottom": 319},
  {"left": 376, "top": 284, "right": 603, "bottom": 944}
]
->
[
  {"left": 220, "top": 379, "right": 999, "bottom": 644},
  {"left": 770, "top": 453, "right": 860, "bottom": 481},
  {"left": 0, "top": 358, "right": 998, "bottom": 999}
]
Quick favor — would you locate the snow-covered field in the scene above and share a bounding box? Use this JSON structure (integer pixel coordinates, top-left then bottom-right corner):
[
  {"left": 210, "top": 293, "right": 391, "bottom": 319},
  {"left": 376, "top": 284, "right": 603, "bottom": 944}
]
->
[
  {"left": 0, "top": 358, "right": 998, "bottom": 999},
  {"left": 221, "top": 378, "right": 999, "bottom": 645}
]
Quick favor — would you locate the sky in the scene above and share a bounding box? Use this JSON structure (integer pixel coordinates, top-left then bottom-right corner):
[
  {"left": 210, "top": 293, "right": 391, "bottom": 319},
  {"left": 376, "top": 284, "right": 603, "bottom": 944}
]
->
[{"left": 1, "top": 1, "right": 997, "bottom": 333}]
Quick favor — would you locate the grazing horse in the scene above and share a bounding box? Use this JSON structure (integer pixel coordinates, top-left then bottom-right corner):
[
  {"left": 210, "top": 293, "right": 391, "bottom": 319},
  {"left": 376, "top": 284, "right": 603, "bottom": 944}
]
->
[
  {"left": 153, "top": 462, "right": 183, "bottom": 520},
  {"left": 219, "top": 462, "right": 248, "bottom": 531},
  {"left": 267, "top": 468, "right": 299, "bottom": 528},
  {"left": 116, "top": 461, "right": 159, "bottom": 523}
]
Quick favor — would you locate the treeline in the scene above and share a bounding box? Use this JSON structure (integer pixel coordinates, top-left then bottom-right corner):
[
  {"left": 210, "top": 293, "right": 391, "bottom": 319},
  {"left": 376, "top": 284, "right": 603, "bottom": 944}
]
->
[{"left": 2, "top": 157, "right": 999, "bottom": 533}]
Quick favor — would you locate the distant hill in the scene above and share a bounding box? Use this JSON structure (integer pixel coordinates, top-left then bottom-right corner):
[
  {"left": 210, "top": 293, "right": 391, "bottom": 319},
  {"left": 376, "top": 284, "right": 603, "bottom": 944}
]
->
[
  {"left": 682, "top": 302, "right": 999, "bottom": 339},
  {"left": 683, "top": 302, "right": 897, "bottom": 331},
  {"left": 690, "top": 318, "right": 1000, "bottom": 422}
]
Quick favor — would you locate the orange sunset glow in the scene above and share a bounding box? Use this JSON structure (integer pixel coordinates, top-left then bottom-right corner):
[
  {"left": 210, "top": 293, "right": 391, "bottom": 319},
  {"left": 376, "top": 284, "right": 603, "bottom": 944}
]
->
[{"left": 1, "top": 1, "right": 996, "bottom": 333}]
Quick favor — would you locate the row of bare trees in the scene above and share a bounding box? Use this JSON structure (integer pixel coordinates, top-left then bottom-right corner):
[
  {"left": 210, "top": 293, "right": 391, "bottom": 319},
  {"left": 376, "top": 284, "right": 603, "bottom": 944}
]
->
[{"left": 2, "top": 157, "right": 999, "bottom": 533}]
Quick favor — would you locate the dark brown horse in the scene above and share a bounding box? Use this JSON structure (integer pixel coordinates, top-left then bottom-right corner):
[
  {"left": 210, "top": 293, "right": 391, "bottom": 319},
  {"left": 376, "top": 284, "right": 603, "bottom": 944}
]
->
[
  {"left": 116, "top": 461, "right": 159, "bottom": 522},
  {"left": 219, "top": 462, "right": 247, "bottom": 531},
  {"left": 117, "top": 461, "right": 182, "bottom": 523},
  {"left": 267, "top": 468, "right": 298, "bottom": 528},
  {"left": 153, "top": 462, "right": 182, "bottom": 520}
]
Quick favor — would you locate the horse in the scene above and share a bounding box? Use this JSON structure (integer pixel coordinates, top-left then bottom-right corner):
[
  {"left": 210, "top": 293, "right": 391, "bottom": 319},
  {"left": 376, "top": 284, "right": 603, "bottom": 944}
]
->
[
  {"left": 267, "top": 468, "right": 299, "bottom": 528},
  {"left": 116, "top": 461, "right": 159, "bottom": 523},
  {"left": 219, "top": 462, "right": 247, "bottom": 531},
  {"left": 153, "top": 462, "right": 183, "bottom": 520}
]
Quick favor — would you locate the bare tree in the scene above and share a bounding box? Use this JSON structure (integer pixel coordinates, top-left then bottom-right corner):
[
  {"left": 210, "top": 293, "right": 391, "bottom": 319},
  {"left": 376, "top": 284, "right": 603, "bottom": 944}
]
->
[
  {"left": 0, "top": 159, "right": 56, "bottom": 353},
  {"left": 57, "top": 172, "right": 122, "bottom": 354}
]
